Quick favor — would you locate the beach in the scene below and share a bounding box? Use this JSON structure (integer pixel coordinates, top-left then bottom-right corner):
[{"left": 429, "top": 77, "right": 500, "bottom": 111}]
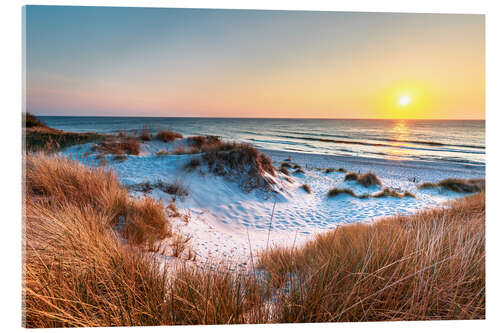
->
[{"left": 60, "top": 134, "right": 485, "bottom": 267}]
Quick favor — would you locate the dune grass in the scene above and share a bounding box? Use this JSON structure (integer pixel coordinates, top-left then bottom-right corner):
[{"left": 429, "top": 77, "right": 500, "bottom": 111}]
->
[
  {"left": 327, "top": 186, "right": 414, "bottom": 199},
  {"left": 24, "top": 113, "right": 106, "bottom": 152},
  {"left": 418, "top": 178, "right": 485, "bottom": 193},
  {"left": 127, "top": 179, "right": 189, "bottom": 197},
  {"left": 23, "top": 152, "right": 485, "bottom": 326},
  {"left": 259, "top": 192, "right": 485, "bottom": 322},
  {"left": 93, "top": 138, "right": 140, "bottom": 156},
  {"left": 157, "top": 130, "right": 183, "bottom": 142},
  {"left": 325, "top": 167, "right": 347, "bottom": 174},
  {"left": 327, "top": 187, "right": 357, "bottom": 198},
  {"left": 279, "top": 166, "right": 290, "bottom": 176},
  {"left": 300, "top": 184, "right": 312, "bottom": 194},
  {"left": 344, "top": 172, "right": 382, "bottom": 187},
  {"left": 139, "top": 126, "right": 153, "bottom": 141}
]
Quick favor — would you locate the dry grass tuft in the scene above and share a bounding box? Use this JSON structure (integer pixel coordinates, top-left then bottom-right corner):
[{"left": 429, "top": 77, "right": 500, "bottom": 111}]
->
[
  {"left": 93, "top": 138, "right": 140, "bottom": 156},
  {"left": 419, "top": 178, "right": 485, "bottom": 193},
  {"left": 327, "top": 187, "right": 356, "bottom": 198},
  {"left": 293, "top": 168, "right": 305, "bottom": 174},
  {"left": 372, "top": 188, "right": 415, "bottom": 198},
  {"left": 139, "top": 126, "right": 153, "bottom": 141},
  {"left": 344, "top": 172, "right": 381, "bottom": 187},
  {"left": 157, "top": 130, "right": 183, "bottom": 142},
  {"left": 188, "top": 135, "right": 222, "bottom": 149},
  {"left": 127, "top": 179, "right": 188, "bottom": 197},
  {"left": 344, "top": 172, "right": 359, "bottom": 181},
  {"left": 357, "top": 172, "right": 381, "bottom": 187},
  {"left": 258, "top": 193, "right": 485, "bottom": 322},
  {"left": 300, "top": 184, "right": 312, "bottom": 194},
  {"left": 325, "top": 167, "right": 347, "bottom": 174},
  {"left": 279, "top": 167, "right": 290, "bottom": 176},
  {"left": 25, "top": 154, "right": 171, "bottom": 246}
]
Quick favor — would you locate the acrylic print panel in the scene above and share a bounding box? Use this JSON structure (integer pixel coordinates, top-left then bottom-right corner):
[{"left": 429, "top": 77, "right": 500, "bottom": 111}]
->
[{"left": 22, "top": 5, "right": 485, "bottom": 327}]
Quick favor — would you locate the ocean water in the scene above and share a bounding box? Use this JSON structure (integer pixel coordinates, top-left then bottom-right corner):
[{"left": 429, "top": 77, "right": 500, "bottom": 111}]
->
[{"left": 40, "top": 117, "right": 485, "bottom": 166}]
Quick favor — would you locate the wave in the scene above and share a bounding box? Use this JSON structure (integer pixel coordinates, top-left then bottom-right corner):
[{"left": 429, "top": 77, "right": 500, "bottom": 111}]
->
[{"left": 273, "top": 134, "right": 485, "bottom": 152}]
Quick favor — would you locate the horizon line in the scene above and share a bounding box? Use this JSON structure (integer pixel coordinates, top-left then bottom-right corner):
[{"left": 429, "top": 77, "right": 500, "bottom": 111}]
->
[{"left": 35, "top": 114, "right": 485, "bottom": 121}]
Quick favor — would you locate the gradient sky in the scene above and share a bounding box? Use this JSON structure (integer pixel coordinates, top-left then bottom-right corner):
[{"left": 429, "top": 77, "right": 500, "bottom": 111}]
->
[{"left": 24, "top": 6, "right": 485, "bottom": 119}]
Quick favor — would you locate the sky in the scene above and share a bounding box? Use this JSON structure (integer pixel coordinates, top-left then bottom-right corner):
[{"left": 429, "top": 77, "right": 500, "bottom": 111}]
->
[{"left": 24, "top": 6, "right": 484, "bottom": 119}]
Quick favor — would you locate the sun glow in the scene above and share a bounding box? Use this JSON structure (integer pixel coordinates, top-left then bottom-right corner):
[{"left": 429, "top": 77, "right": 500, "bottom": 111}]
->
[{"left": 398, "top": 95, "right": 411, "bottom": 106}]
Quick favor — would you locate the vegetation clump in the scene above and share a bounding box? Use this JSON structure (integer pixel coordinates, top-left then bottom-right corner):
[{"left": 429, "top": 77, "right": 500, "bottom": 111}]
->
[
  {"left": 157, "top": 130, "right": 183, "bottom": 142},
  {"left": 127, "top": 179, "right": 189, "bottom": 197},
  {"left": 139, "top": 126, "right": 152, "bottom": 141},
  {"left": 372, "top": 188, "right": 415, "bottom": 198},
  {"left": 300, "top": 184, "right": 312, "bottom": 194},
  {"left": 344, "top": 172, "right": 359, "bottom": 181},
  {"left": 24, "top": 113, "right": 105, "bottom": 152},
  {"left": 327, "top": 188, "right": 356, "bottom": 198},
  {"left": 344, "top": 172, "right": 382, "bottom": 187},
  {"left": 93, "top": 138, "right": 140, "bottom": 156},
  {"left": 418, "top": 178, "right": 485, "bottom": 193},
  {"left": 200, "top": 142, "right": 275, "bottom": 191},
  {"left": 357, "top": 172, "right": 382, "bottom": 187},
  {"left": 188, "top": 135, "right": 222, "bottom": 149},
  {"left": 325, "top": 167, "right": 347, "bottom": 174},
  {"left": 279, "top": 167, "right": 290, "bottom": 176},
  {"left": 293, "top": 168, "right": 305, "bottom": 174}
]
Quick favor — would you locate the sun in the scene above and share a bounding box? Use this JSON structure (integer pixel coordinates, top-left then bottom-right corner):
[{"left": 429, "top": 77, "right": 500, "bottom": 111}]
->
[{"left": 398, "top": 95, "right": 411, "bottom": 106}]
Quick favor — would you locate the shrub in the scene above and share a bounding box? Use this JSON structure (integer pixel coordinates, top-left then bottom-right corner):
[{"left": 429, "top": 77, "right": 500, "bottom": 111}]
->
[{"left": 157, "top": 130, "right": 183, "bottom": 142}]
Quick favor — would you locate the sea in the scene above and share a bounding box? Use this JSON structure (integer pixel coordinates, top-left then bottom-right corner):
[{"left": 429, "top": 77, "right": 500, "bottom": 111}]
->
[{"left": 39, "top": 117, "right": 485, "bottom": 167}]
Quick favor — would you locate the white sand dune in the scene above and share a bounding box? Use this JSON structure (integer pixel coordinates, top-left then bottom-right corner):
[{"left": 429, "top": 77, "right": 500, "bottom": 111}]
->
[{"left": 62, "top": 140, "right": 485, "bottom": 265}]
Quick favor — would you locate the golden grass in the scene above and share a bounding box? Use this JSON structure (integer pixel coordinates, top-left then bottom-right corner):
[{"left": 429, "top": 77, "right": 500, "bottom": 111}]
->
[
  {"left": 23, "top": 153, "right": 485, "bottom": 326},
  {"left": 258, "top": 193, "right": 485, "bottom": 322}
]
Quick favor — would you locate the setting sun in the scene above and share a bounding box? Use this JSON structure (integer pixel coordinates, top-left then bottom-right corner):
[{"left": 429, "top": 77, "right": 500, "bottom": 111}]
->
[{"left": 398, "top": 95, "right": 411, "bottom": 106}]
